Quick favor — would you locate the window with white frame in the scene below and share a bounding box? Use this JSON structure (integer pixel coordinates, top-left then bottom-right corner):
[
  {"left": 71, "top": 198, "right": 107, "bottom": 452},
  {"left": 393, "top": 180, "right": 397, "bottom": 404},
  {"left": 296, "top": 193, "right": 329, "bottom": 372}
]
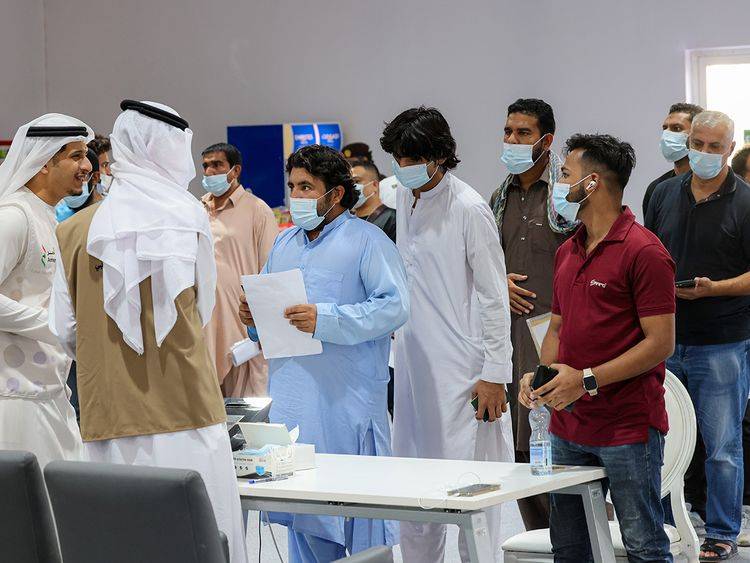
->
[{"left": 687, "top": 46, "right": 750, "bottom": 153}]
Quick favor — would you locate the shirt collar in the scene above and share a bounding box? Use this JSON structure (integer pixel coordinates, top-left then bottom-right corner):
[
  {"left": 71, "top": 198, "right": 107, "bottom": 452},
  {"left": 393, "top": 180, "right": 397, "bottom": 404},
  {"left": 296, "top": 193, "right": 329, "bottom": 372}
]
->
[
  {"left": 202, "top": 184, "right": 245, "bottom": 211},
  {"left": 229, "top": 185, "right": 246, "bottom": 205},
  {"left": 509, "top": 162, "right": 550, "bottom": 190},
  {"left": 571, "top": 206, "right": 636, "bottom": 252},
  {"left": 415, "top": 171, "right": 450, "bottom": 200},
  {"left": 681, "top": 168, "right": 737, "bottom": 199},
  {"left": 302, "top": 209, "right": 352, "bottom": 244}
]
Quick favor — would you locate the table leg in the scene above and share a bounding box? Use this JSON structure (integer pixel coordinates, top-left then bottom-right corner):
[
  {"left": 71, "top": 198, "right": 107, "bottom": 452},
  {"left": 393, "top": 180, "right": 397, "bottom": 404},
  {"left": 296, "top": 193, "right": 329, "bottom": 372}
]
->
[
  {"left": 458, "top": 511, "right": 493, "bottom": 563},
  {"left": 576, "top": 481, "right": 616, "bottom": 563}
]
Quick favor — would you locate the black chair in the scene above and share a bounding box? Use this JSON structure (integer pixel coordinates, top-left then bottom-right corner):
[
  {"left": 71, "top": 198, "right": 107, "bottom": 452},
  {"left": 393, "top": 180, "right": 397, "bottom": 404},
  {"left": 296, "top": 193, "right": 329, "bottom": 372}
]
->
[
  {"left": 44, "top": 461, "right": 229, "bottom": 563},
  {"left": 0, "top": 450, "right": 62, "bottom": 563},
  {"left": 335, "top": 546, "right": 394, "bottom": 562}
]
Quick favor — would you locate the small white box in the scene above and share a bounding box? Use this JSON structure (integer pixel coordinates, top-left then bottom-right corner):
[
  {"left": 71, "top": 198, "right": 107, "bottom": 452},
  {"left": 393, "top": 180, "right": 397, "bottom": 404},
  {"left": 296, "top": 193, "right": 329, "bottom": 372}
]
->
[{"left": 292, "top": 443, "right": 316, "bottom": 471}]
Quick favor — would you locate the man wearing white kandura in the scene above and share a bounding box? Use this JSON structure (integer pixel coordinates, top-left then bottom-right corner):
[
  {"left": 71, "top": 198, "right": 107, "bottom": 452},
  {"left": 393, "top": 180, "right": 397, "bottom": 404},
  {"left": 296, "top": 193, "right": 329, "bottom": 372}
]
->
[
  {"left": 0, "top": 113, "right": 93, "bottom": 467},
  {"left": 382, "top": 106, "right": 515, "bottom": 563},
  {"left": 49, "top": 100, "right": 247, "bottom": 562}
]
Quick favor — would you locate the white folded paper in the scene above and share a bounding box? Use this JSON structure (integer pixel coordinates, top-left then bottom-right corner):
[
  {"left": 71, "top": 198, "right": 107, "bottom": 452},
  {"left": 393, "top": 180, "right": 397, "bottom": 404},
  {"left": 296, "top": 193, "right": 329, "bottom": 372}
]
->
[
  {"left": 230, "top": 338, "right": 261, "bottom": 366},
  {"left": 526, "top": 312, "right": 552, "bottom": 359},
  {"left": 241, "top": 269, "right": 323, "bottom": 360}
]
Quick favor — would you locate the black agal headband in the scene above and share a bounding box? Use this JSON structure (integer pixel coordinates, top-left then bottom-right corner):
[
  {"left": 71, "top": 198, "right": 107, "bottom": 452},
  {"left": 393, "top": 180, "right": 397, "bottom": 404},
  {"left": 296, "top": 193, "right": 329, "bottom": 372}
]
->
[
  {"left": 26, "top": 126, "right": 88, "bottom": 138},
  {"left": 120, "top": 100, "right": 189, "bottom": 131}
]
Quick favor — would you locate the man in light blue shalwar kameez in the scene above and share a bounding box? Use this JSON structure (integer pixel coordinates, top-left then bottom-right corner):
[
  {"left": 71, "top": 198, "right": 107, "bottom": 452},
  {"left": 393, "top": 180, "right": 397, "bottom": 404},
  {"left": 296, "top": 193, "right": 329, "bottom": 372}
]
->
[{"left": 240, "top": 145, "right": 409, "bottom": 562}]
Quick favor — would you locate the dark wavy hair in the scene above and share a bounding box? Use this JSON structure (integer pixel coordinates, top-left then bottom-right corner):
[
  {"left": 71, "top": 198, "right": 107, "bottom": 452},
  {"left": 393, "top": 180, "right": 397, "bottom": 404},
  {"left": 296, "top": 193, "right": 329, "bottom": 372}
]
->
[
  {"left": 286, "top": 144, "right": 357, "bottom": 209},
  {"left": 380, "top": 106, "right": 460, "bottom": 170},
  {"left": 88, "top": 134, "right": 111, "bottom": 156}
]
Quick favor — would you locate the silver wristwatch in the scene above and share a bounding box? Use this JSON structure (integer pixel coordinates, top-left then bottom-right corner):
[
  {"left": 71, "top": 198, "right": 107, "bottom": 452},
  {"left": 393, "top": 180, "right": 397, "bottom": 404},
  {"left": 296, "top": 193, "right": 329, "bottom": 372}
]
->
[{"left": 582, "top": 368, "right": 598, "bottom": 397}]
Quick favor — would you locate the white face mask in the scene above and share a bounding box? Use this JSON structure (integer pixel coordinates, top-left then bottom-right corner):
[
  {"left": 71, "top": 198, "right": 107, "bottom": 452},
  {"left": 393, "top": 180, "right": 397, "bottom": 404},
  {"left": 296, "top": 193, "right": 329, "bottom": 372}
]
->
[
  {"left": 353, "top": 181, "right": 375, "bottom": 209},
  {"left": 99, "top": 173, "right": 114, "bottom": 194}
]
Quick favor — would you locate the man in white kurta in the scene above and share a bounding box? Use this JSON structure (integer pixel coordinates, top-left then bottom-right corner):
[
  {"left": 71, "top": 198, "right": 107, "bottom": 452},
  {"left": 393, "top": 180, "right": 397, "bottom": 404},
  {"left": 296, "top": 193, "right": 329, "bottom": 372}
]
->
[
  {"left": 0, "top": 114, "right": 93, "bottom": 467},
  {"left": 382, "top": 106, "right": 514, "bottom": 562}
]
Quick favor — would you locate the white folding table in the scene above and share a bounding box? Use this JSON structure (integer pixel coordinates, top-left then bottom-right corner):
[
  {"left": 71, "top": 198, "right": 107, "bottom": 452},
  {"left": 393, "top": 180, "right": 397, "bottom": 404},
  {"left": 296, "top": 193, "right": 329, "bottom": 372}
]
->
[{"left": 238, "top": 454, "right": 613, "bottom": 562}]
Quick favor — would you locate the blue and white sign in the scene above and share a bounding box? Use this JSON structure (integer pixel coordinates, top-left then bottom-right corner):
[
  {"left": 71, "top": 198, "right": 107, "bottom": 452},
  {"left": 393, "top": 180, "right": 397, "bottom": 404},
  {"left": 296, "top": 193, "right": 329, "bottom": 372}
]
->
[
  {"left": 291, "top": 124, "right": 316, "bottom": 151},
  {"left": 316, "top": 123, "right": 343, "bottom": 150},
  {"left": 291, "top": 122, "right": 342, "bottom": 152}
]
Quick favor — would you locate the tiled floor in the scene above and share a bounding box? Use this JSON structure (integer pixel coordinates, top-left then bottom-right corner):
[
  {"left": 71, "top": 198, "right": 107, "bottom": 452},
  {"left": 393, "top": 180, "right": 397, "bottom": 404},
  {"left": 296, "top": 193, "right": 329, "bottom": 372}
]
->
[{"left": 245, "top": 503, "right": 750, "bottom": 562}]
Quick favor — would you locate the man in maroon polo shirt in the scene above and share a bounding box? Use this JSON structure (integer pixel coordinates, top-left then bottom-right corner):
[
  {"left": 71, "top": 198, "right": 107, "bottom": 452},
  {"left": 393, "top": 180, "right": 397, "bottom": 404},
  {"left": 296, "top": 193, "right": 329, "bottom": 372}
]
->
[{"left": 519, "top": 133, "right": 676, "bottom": 562}]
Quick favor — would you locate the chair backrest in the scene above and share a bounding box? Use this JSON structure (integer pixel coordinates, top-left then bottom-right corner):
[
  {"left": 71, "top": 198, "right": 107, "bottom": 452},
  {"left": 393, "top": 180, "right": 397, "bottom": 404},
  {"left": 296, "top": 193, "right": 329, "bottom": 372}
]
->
[
  {"left": 44, "top": 461, "right": 227, "bottom": 563},
  {"left": 335, "top": 546, "right": 395, "bottom": 562},
  {"left": 0, "top": 450, "right": 62, "bottom": 563},
  {"left": 661, "top": 369, "right": 697, "bottom": 498}
]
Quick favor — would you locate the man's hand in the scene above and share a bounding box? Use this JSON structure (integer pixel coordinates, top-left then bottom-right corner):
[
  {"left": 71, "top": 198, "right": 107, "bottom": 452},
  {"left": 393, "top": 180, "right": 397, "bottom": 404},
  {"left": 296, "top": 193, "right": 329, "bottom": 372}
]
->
[
  {"left": 676, "top": 277, "right": 715, "bottom": 301},
  {"left": 508, "top": 273, "right": 536, "bottom": 315},
  {"left": 473, "top": 380, "right": 507, "bottom": 422},
  {"left": 285, "top": 304, "right": 317, "bottom": 334},
  {"left": 518, "top": 372, "right": 536, "bottom": 409},
  {"left": 239, "top": 294, "right": 255, "bottom": 327},
  {"left": 532, "top": 363, "right": 585, "bottom": 411}
]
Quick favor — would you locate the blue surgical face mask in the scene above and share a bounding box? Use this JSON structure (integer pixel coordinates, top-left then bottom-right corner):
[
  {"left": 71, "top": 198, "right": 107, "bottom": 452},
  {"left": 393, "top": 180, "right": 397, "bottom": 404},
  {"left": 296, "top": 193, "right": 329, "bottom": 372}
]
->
[
  {"left": 55, "top": 201, "right": 75, "bottom": 223},
  {"left": 63, "top": 182, "right": 91, "bottom": 209},
  {"left": 391, "top": 160, "right": 438, "bottom": 190},
  {"left": 500, "top": 135, "right": 547, "bottom": 174},
  {"left": 202, "top": 167, "right": 234, "bottom": 196},
  {"left": 552, "top": 175, "right": 594, "bottom": 224},
  {"left": 660, "top": 130, "right": 689, "bottom": 163},
  {"left": 353, "top": 181, "right": 375, "bottom": 210},
  {"left": 290, "top": 188, "right": 335, "bottom": 230},
  {"left": 688, "top": 149, "right": 725, "bottom": 180}
]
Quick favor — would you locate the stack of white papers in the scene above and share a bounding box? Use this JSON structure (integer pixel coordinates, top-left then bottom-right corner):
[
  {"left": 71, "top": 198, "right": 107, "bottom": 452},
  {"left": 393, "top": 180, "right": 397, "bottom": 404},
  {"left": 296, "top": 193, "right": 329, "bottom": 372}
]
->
[{"left": 241, "top": 269, "right": 323, "bottom": 360}]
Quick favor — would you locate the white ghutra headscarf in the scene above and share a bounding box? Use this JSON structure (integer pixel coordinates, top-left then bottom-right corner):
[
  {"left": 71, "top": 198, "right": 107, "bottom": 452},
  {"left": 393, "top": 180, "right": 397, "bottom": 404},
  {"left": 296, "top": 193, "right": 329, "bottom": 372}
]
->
[
  {"left": 87, "top": 101, "right": 216, "bottom": 355},
  {"left": 0, "top": 113, "right": 93, "bottom": 200}
]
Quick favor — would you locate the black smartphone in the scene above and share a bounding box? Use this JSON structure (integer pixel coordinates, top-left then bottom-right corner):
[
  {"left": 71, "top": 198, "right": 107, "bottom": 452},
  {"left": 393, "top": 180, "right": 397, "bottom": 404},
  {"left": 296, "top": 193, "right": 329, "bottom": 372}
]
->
[
  {"left": 531, "top": 364, "right": 559, "bottom": 393},
  {"left": 530, "top": 364, "right": 575, "bottom": 412},
  {"left": 675, "top": 279, "right": 697, "bottom": 289},
  {"left": 470, "top": 395, "right": 490, "bottom": 422}
]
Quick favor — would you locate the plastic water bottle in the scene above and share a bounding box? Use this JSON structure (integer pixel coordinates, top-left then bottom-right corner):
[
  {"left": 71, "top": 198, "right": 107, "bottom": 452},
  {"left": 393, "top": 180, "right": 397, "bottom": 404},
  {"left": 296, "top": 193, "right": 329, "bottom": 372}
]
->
[{"left": 529, "top": 407, "right": 552, "bottom": 476}]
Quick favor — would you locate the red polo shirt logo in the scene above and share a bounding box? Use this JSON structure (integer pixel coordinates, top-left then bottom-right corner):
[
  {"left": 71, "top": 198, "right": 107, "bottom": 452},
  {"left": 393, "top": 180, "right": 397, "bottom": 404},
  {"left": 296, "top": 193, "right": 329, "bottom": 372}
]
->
[{"left": 550, "top": 208, "right": 675, "bottom": 447}]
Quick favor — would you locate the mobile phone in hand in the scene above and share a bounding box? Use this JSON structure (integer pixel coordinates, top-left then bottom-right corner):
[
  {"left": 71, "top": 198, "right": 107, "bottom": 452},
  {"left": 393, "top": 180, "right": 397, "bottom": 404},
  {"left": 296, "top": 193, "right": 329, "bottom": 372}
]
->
[
  {"left": 675, "top": 279, "right": 697, "bottom": 289},
  {"left": 470, "top": 395, "right": 490, "bottom": 422}
]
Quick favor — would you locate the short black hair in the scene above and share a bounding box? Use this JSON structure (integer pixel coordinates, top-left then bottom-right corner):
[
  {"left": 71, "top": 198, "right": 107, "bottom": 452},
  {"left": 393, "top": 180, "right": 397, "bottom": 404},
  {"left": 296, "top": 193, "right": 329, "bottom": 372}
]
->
[
  {"left": 202, "top": 142, "right": 242, "bottom": 168},
  {"left": 88, "top": 134, "right": 111, "bottom": 156},
  {"left": 349, "top": 158, "right": 381, "bottom": 180},
  {"left": 565, "top": 133, "right": 636, "bottom": 190},
  {"left": 669, "top": 103, "right": 704, "bottom": 122},
  {"left": 507, "top": 98, "right": 556, "bottom": 136},
  {"left": 286, "top": 144, "right": 358, "bottom": 210},
  {"left": 380, "top": 106, "right": 460, "bottom": 170},
  {"left": 731, "top": 146, "right": 750, "bottom": 179}
]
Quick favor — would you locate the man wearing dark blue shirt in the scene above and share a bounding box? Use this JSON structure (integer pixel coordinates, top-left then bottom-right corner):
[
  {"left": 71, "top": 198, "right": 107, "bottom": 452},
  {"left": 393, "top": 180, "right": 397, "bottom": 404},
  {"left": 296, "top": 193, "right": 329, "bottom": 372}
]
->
[{"left": 646, "top": 110, "right": 750, "bottom": 561}]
